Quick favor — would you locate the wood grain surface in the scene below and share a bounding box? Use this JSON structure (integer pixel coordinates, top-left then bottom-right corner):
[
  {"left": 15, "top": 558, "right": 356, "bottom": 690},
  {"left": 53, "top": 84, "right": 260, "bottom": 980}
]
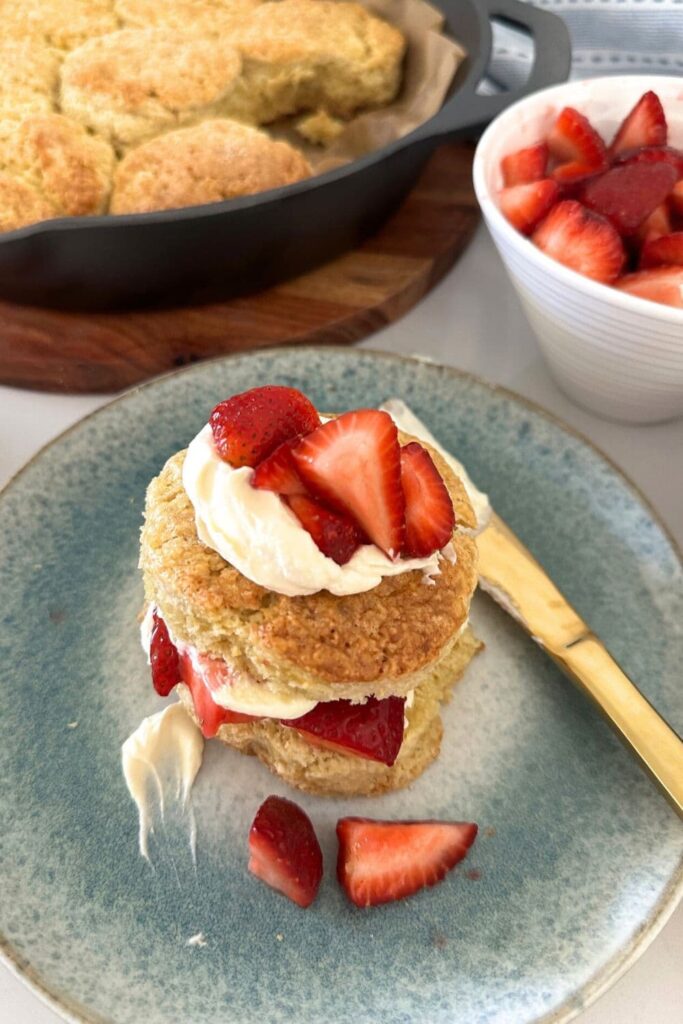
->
[{"left": 0, "top": 142, "right": 478, "bottom": 394}]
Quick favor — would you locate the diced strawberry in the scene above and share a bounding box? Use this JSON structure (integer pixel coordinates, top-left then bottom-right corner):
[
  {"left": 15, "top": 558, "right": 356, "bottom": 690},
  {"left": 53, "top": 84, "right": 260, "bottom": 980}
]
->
[
  {"left": 252, "top": 439, "right": 307, "bottom": 496},
  {"left": 292, "top": 410, "right": 405, "bottom": 559},
  {"left": 284, "top": 695, "right": 406, "bottom": 767},
  {"left": 672, "top": 181, "right": 683, "bottom": 216},
  {"left": 532, "top": 200, "right": 625, "bottom": 284},
  {"left": 336, "top": 818, "right": 478, "bottom": 907},
  {"left": 498, "top": 179, "right": 560, "bottom": 235},
  {"left": 609, "top": 91, "right": 667, "bottom": 158},
  {"left": 613, "top": 145, "right": 683, "bottom": 179},
  {"left": 501, "top": 142, "right": 548, "bottom": 186},
  {"left": 640, "top": 232, "right": 683, "bottom": 268},
  {"left": 249, "top": 796, "right": 323, "bottom": 908},
  {"left": 400, "top": 442, "right": 454, "bottom": 557},
  {"left": 635, "top": 204, "right": 672, "bottom": 244},
  {"left": 547, "top": 107, "right": 608, "bottom": 172},
  {"left": 581, "top": 163, "right": 678, "bottom": 235},
  {"left": 210, "top": 386, "right": 320, "bottom": 468},
  {"left": 615, "top": 267, "right": 683, "bottom": 309},
  {"left": 178, "top": 650, "right": 259, "bottom": 738},
  {"left": 286, "top": 493, "right": 365, "bottom": 565},
  {"left": 149, "top": 610, "right": 180, "bottom": 697},
  {"left": 551, "top": 163, "right": 602, "bottom": 190}
]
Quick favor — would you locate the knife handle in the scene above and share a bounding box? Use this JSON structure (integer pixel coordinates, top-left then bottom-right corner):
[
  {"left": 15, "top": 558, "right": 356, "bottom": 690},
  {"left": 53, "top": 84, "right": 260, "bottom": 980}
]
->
[{"left": 556, "top": 636, "right": 683, "bottom": 816}]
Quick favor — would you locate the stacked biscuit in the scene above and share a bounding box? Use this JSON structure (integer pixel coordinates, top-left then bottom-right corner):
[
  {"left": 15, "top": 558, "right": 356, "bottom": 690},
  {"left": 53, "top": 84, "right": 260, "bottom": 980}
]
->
[
  {"left": 0, "top": 0, "right": 406, "bottom": 231},
  {"left": 139, "top": 429, "right": 481, "bottom": 797}
]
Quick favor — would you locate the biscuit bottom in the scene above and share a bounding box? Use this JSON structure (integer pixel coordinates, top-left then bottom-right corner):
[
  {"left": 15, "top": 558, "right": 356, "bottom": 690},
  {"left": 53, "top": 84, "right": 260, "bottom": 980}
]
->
[{"left": 177, "top": 626, "right": 482, "bottom": 797}]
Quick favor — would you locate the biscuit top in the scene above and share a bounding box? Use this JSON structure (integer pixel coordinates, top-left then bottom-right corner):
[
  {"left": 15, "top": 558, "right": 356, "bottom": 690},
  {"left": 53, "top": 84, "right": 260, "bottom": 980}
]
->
[
  {"left": 116, "top": 0, "right": 262, "bottom": 33},
  {"left": 60, "top": 29, "right": 243, "bottom": 145},
  {"left": 110, "top": 119, "right": 311, "bottom": 213},
  {"left": 0, "top": 39, "right": 62, "bottom": 123},
  {"left": 0, "top": 0, "right": 119, "bottom": 51}
]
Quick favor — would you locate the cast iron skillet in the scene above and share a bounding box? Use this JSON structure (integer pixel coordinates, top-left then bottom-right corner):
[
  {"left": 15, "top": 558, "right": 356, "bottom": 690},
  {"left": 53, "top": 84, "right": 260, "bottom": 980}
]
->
[{"left": 0, "top": 0, "right": 570, "bottom": 310}]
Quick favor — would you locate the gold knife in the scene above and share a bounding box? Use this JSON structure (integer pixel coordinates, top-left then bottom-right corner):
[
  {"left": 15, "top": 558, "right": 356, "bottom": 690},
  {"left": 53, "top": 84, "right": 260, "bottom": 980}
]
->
[{"left": 477, "top": 512, "right": 683, "bottom": 818}]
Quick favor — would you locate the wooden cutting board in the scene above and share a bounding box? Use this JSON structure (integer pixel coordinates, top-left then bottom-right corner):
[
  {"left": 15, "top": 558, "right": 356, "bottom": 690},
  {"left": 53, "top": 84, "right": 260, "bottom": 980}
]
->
[{"left": 0, "top": 142, "right": 479, "bottom": 394}]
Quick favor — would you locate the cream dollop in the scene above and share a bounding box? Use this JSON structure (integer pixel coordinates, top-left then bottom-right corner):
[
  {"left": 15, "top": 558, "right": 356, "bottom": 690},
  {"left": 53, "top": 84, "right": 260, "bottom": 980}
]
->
[{"left": 182, "top": 423, "right": 443, "bottom": 597}]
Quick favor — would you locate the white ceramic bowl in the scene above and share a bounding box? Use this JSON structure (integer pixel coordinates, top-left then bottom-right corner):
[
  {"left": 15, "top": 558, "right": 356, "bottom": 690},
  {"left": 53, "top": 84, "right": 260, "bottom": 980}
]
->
[{"left": 473, "top": 76, "right": 683, "bottom": 424}]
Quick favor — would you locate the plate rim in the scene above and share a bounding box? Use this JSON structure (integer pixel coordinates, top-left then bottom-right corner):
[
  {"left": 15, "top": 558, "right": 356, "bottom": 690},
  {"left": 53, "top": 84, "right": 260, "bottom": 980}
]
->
[{"left": 1, "top": 345, "right": 681, "bottom": 1024}]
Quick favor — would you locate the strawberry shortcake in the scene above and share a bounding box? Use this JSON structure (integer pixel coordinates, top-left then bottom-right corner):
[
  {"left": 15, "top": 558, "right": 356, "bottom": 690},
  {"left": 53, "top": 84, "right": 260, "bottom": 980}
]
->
[{"left": 138, "top": 386, "right": 481, "bottom": 796}]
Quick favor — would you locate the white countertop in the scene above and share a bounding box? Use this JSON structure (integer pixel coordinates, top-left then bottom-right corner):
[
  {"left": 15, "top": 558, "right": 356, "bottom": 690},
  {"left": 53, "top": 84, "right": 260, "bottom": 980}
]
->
[{"left": 1, "top": 224, "right": 681, "bottom": 1024}]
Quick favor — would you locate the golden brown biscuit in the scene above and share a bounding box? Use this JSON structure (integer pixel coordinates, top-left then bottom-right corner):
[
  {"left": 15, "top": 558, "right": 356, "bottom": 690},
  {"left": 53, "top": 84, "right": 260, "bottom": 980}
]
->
[
  {"left": 116, "top": 0, "right": 261, "bottom": 34},
  {"left": 0, "top": 172, "right": 56, "bottom": 232},
  {"left": 0, "top": 39, "right": 61, "bottom": 122},
  {"left": 111, "top": 119, "right": 310, "bottom": 214},
  {"left": 139, "top": 429, "right": 478, "bottom": 701},
  {"left": 223, "top": 0, "right": 406, "bottom": 123},
  {"left": 176, "top": 626, "right": 482, "bottom": 796},
  {"left": 0, "top": 0, "right": 119, "bottom": 51},
  {"left": 60, "top": 29, "right": 243, "bottom": 146},
  {"left": 1, "top": 114, "right": 114, "bottom": 216}
]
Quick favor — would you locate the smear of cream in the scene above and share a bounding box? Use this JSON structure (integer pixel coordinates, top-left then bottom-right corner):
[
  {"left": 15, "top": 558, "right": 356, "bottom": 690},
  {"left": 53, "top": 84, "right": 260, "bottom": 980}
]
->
[
  {"left": 121, "top": 703, "right": 204, "bottom": 862},
  {"left": 187, "top": 932, "right": 208, "bottom": 948}
]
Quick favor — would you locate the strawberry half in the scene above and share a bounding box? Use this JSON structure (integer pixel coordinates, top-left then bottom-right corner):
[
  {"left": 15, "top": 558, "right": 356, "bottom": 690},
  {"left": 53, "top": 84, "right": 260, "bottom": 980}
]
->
[
  {"left": 284, "top": 695, "right": 406, "bottom": 766},
  {"left": 609, "top": 91, "right": 667, "bottom": 158},
  {"left": 210, "top": 386, "right": 320, "bottom": 468},
  {"left": 178, "top": 650, "right": 259, "bottom": 738},
  {"left": 548, "top": 107, "right": 608, "bottom": 173},
  {"left": 336, "top": 818, "right": 478, "bottom": 907},
  {"left": 581, "top": 162, "right": 678, "bottom": 235},
  {"left": 640, "top": 232, "right": 683, "bottom": 269},
  {"left": 501, "top": 142, "right": 548, "bottom": 186},
  {"left": 532, "top": 200, "right": 625, "bottom": 284},
  {"left": 149, "top": 610, "right": 180, "bottom": 697},
  {"left": 498, "top": 179, "right": 559, "bottom": 235},
  {"left": 252, "top": 439, "right": 307, "bottom": 495},
  {"left": 292, "top": 410, "right": 405, "bottom": 559},
  {"left": 615, "top": 267, "right": 683, "bottom": 309},
  {"left": 287, "top": 493, "right": 366, "bottom": 565},
  {"left": 248, "top": 795, "right": 323, "bottom": 908},
  {"left": 400, "top": 442, "right": 454, "bottom": 557}
]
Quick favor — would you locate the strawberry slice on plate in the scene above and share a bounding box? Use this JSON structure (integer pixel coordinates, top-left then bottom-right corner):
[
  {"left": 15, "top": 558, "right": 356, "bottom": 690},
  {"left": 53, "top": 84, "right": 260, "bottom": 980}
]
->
[
  {"left": 400, "top": 442, "right": 454, "bottom": 557},
  {"left": 581, "top": 162, "right": 678, "bottom": 236},
  {"left": 532, "top": 200, "right": 625, "bottom": 284},
  {"left": 286, "top": 493, "right": 366, "bottom": 565},
  {"left": 249, "top": 795, "right": 323, "bottom": 908},
  {"left": 501, "top": 142, "right": 548, "bottom": 186},
  {"left": 336, "top": 818, "right": 478, "bottom": 907},
  {"left": 548, "top": 107, "right": 608, "bottom": 173},
  {"left": 609, "top": 90, "right": 667, "bottom": 158},
  {"left": 292, "top": 409, "right": 405, "bottom": 559},
  {"left": 640, "top": 232, "right": 683, "bottom": 269},
  {"left": 252, "top": 439, "right": 307, "bottom": 495},
  {"left": 498, "top": 179, "right": 559, "bottom": 235},
  {"left": 283, "top": 695, "right": 406, "bottom": 767},
  {"left": 615, "top": 266, "right": 683, "bottom": 309},
  {"left": 210, "top": 386, "right": 320, "bottom": 468}
]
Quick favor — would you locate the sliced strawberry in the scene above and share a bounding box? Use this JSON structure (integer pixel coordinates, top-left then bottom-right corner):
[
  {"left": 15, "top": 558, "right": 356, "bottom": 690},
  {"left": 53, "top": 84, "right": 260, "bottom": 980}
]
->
[
  {"left": 286, "top": 493, "right": 365, "bottom": 565},
  {"left": 178, "top": 650, "right": 259, "bottom": 738},
  {"left": 640, "top": 232, "right": 683, "bottom": 268},
  {"left": 615, "top": 267, "right": 683, "bottom": 309},
  {"left": 249, "top": 795, "right": 323, "bottom": 908},
  {"left": 613, "top": 145, "right": 683, "bottom": 179},
  {"left": 284, "top": 695, "right": 405, "bottom": 767},
  {"left": 609, "top": 91, "right": 667, "bottom": 158},
  {"left": 252, "top": 439, "right": 307, "bottom": 496},
  {"left": 547, "top": 107, "right": 608, "bottom": 172},
  {"left": 336, "top": 818, "right": 478, "bottom": 907},
  {"left": 292, "top": 410, "right": 405, "bottom": 559},
  {"left": 635, "top": 203, "right": 672, "bottom": 244},
  {"left": 581, "top": 163, "right": 678, "bottom": 235},
  {"left": 551, "top": 162, "right": 602, "bottom": 191},
  {"left": 498, "top": 179, "right": 560, "bottom": 235},
  {"left": 210, "top": 386, "right": 320, "bottom": 468},
  {"left": 400, "top": 442, "right": 454, "bottom": 557},
  {"left": 150, "top": 610, "right": 180, "bottom": 697},
  {"left": 672, "top": 181, "right": 683, "bottom": 216},
  {"left": 532, "top": 200, "right": 625, "bottom": 284},
  {"left": 501, "top": 142, "right": 548, "bottom": 186}
]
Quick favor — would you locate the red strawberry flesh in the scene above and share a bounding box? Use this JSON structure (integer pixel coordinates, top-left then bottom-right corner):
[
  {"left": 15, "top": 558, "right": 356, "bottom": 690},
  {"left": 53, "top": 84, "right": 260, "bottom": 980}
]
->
[
  {"left": 613, "top": 145, "right": 683, "bottom": 178},
  {"left": 501, "top": 142, "right": 548, "bottom": 186},
  {"left": 615, "top": 267, "right": 683, "bottom": 309},
  {"left": 284, "top": 695, "right": 406, "bottom": 767},
  {"left": 252, "top": 438, "right": 307, "bottom": 495},
  {"left": 498, "top": 179, "right": 560, "bottom": 235},
  {"left": 286, "top": 493, "right": 365, "bottom": 565},
  {"left": 400, "top": 442, "right": 454, "bottom": 557},
  {"left": 532, "top": 200, "right": 625, "bottom": 284},
  {"left": 548, "top": 107, "right": 608, "bottom": 171},
  {"left": 210, "top": 386, "right": 320, "bottom": 468},
  {"left": 249, "top": 795, "right": 323, "bottom": 908},
  {"left": 609, "top": 91, "right": 667, "bottom": 157},
  {"left": 150, "top": 610, "right": 180, "bottom": 697},
  {"left": 336, "top": 818, "right": 478, "bottom": 907},
  {"left": 292, "top": 409, "right": 405, "bottom": 559},
  {"left": 178, "top": 650, "right": 258, "bottom": 737},
  {"left": 581, "top": 162, "right": 678, "bottom": 235},
  {"left": 640, "top": 232, "right": 683, "bottom": 268}
]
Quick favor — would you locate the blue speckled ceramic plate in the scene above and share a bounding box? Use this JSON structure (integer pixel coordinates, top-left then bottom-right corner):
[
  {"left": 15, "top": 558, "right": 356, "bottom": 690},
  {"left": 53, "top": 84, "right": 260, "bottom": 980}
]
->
[{"left": 1, "top": 348, "right": 681, "bottom": 1024}]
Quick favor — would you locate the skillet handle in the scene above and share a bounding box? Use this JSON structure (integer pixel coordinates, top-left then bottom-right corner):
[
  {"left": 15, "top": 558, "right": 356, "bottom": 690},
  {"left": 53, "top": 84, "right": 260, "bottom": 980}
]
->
[{"left": 423, "top": 0, "right": 572, "bottom": 141}]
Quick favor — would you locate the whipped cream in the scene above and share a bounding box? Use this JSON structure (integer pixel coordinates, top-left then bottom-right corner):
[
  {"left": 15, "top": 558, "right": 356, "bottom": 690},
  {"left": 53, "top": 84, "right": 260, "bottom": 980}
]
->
[{"left": 182, "top": 423, "right": 444, "bottom": 597}]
